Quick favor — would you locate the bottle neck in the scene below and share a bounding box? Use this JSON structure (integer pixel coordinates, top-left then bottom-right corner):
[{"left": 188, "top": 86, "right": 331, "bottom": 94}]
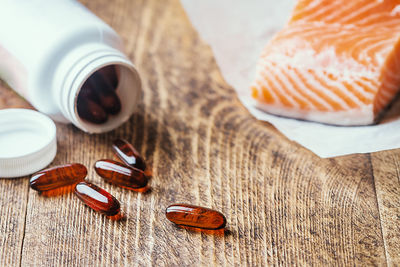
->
[{"left": 54, "top": 43, "right": 141, "bottom": 133}]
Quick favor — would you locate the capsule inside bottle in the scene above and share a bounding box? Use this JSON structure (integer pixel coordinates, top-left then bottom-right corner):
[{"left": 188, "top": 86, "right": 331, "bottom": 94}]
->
[
  {"left": 97, "top": 65, "right": 119, "bottom": 89},
  {"left": 74, "top": 181, "right": 122, "bottom": 220},
  {"left": 77, "top": 65, "right": 121, "bottom": 124},
  {"left": 30, "top": 163, "right": 87, "bottom": 196},
  {"left": 94, "top": 159, "right": 148, "bottom": 190},
  {"left": 165, "top": 204, "right": 227, "bottom": 230},
  {"left": 86, "top": 71, "right": 121, "bottom": 115},
  {"left": 112, "top": 138, "right": 151, "bottom": 176},
  {"left": 77, "top": 87, "right": 108, "bottom": 124}
]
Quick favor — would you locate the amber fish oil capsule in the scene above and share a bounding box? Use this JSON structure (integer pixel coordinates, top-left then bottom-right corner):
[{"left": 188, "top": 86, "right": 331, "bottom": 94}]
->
[
  {"left": 77, "top": 87, "right": 108, "bottom": 124},
  {"left": 30, "top": 163, "right": 87, "bottom": 196},
  {"left": 112, "top": 139, "right": 149, "bottom": 175},
  {"left": 76, "top": 67, "right": 122, "bottom": 124},
  {"left": 86, "top": 71, "right": 121, "bottom": 115},
  {"left": 98, "top": 65, "right": 119, "bottom": 89},
  {"left": 74, "top": 181, "right": 122, "bottom": 220},
  {"left": 95, "top": 159, "right": 148, "bottom": 190},
  {"left": 166, "top": 204, "right": 227, "bottom": 230}
]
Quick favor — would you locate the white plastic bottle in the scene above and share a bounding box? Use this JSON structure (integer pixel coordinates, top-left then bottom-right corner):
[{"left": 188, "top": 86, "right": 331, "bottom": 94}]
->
[{"left": 0, "top": 0, "right": 141, "bottom": 133}]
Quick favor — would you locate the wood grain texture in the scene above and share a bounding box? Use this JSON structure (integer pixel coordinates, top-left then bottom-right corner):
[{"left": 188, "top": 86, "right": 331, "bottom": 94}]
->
[
  {"left": 0, "top": 0, "right": 399, "bottom": 266},
  {"left": 371, "top": 152, "right": 400, "bottom": 266}
]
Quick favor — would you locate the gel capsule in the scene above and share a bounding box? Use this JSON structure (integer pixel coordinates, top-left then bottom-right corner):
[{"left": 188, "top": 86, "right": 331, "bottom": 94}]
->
[
  {"left": 112, "top": 139, "right": 148, "bottom": 174},
  {"left": 94, "top": 159, "right": 148, "bottom": 190},
  {"left": 86, "top": 71, "right": 121, "bottom": 115},
  {"left": 77, "top": 87, "right": 108, "bottom": 124},
  {"left": 74, "top": 181, "right": 122, "bottom": 220},
  {"left": 165, "top": 204, "right": 227, "bottom": 230},
  {"left": 30, "top": 163, "right": 87, "bottom": 196},
  {"left": 98, "top": 65, "right": 119, "bottom": 89}
]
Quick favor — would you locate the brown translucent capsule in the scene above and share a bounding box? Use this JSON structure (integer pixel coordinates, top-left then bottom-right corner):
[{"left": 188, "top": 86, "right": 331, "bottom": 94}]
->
[
  {"left": 94, "top": 159, "right": 148, "bottom": 190},
  {"left": 77, "top": 87, "right": 108, "bottom": 124},
  {"left": 74, "top": 181, "right": 122, "bottom": 220},
  {"left": 30, "top": 163, "right": 87, "bottom": 196},
  {"left": 97, "top": 65, "right": 119, "bottom": 89},
  {"left": 165, "top": 204, "right": 227, "bottom": 230},
  {"left": 112, "top": 139, "right": 148, "bottom": 174},
  {"left": 78, "top": 84, "right": 97, "bottom": 99},
  {"left": 176, "top": 225, "right": 226, "bottom": 236},
  {"left": 86, "top": 71, "right": 121, "bottom": 115}
]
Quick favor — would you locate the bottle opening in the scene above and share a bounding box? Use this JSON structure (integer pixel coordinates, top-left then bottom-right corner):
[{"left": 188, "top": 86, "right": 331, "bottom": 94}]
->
[
  {"left": 77, "top": 65, "right": 120, "bottom": 124},
  {"left": 54, "top": 43, "right": 141, "bottom": 133},
  {"left": 74, "top": 62, "right": 141, "bottom": 133}
]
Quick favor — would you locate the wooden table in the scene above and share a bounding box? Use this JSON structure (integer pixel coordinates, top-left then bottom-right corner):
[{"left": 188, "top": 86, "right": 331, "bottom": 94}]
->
[{"left": 1, "top": 0, "right": 399, "bottom": 266}]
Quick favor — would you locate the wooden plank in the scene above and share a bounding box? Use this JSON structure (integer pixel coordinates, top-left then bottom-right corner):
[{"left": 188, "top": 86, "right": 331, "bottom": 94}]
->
[
  {"left": 371, "top": 151, "right": 400, "bottom": 266},
  {"left": 0, "top": 0, "right": 397, "bottom": 266},
  {"left": 0, "top": 81, "right": 32, "bottom": 266},
  {"left": 0, "top": 178, "right": 29, "bottom": 266}
]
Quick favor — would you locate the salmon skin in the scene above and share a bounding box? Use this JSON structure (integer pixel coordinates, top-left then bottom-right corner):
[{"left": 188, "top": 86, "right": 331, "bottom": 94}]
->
[{"left": 251, "top": 0, "right": 400, "bottom": 125}]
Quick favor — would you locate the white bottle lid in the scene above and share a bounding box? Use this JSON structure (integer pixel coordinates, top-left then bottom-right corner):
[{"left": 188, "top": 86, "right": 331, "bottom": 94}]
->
[{"left": 0, "top": 109, "right": 57, "bottom": 178}]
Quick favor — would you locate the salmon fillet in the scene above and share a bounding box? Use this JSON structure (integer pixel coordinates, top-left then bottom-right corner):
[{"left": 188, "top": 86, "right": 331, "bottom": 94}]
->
[{"left": 251, "top": 0, "right": 400, "bottom": 125}]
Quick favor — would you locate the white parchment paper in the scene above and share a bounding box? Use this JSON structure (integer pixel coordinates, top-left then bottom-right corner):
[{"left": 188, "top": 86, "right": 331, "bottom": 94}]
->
[{"left": 181, "top": 0, "right": 400, "bottom": 158}]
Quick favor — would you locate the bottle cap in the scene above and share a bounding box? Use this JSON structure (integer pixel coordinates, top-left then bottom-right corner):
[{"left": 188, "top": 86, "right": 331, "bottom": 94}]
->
[{"left": 0, "top": 109, "right": 57, "bottom": 178}]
